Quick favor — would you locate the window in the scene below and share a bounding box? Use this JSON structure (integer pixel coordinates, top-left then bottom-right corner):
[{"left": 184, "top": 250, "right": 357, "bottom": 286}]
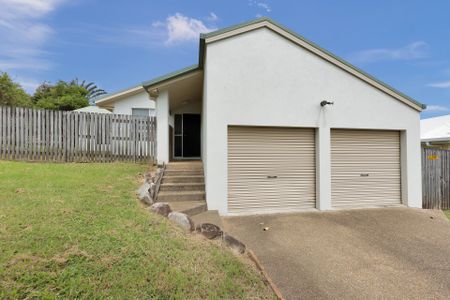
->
[{"left": 132, "top": 108, "right": 155, "bottom": 117}]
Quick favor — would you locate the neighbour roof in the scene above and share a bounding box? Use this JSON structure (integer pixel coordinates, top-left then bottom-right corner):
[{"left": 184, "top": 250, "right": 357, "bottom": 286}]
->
[
  {"left": 74, "top": 106, "right": 112, "bottom": 114},
  {"left": 421, "top": 114, "right": 450, "bottom": 142},
  {"left": 95, "top": 84, "right": 144, "bottom": 105}
]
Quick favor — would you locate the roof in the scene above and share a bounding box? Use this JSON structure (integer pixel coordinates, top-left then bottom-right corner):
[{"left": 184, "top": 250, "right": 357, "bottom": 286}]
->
[
  {"left": 106, "top": 17, "right": 425, "bottom": 112},
  {"left": 142, "top": 64, "right": 200, "bottom": 88},
  {"left": 95, "top": 85, "right": 145, "bottom": 105},
  {"left": 199, "top": 17, "right": 425, "bottom": 111},
  {"left": 74, "top": 106, "right": 113, "bottom": 114},
  {"left": 421, "top": 114, "right": 450, "bottom": 142}
]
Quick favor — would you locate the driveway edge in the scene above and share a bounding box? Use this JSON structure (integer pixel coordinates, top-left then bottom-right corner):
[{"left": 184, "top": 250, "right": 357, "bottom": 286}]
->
[{"left": 247, "top": 249, "right": 285, "bottom": 300}]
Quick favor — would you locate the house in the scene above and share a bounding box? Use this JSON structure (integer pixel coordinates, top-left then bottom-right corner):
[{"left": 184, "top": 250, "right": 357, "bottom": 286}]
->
[
  {"left": 73, "top": 106, "right": 112, "bottom": 114},
  {"left": 95, "top": 85, "right": 156, "bottom": 117},
  {"left": 111, "top": 18, "right": 427, "bottom": 215},
  {"left": 421, "top": 114, "right": 450, "bottom": 149}
]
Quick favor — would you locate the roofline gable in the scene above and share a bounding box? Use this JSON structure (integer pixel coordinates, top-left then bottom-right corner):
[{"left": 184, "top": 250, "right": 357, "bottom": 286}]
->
[
  {"left": 95, "top": 85, "right": 144, "bottom": 105},
  {"left": 105, "top": 18, "right": 426, "bottom": 112},
  {"left": 200, "top": 17, "right": 426, "bottom": 112}
]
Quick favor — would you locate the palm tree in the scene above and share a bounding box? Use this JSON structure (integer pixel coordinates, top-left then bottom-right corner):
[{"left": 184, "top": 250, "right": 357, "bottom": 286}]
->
[{"left": 70, "top": 79, "right": 107, "bottom": 104}]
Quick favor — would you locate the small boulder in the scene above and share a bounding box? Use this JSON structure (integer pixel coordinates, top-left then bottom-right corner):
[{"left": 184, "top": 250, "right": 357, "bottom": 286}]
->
[
  {"left": 150, "top": 202, "right": 172, "bottom": 217},
  {"left": 144, "top": 172, "right": 155, "bottom": 184},
  {"left": 168, "top": 212, "right": 195, "bottom": 231},
  {"left": 195, "top": 223, "right": 223, "bottom": 239},
  {"left": 137, "top": 182, "right": 153, "bottom": 205},
  {"left": 222, "top": 233, "right": 246, "bottom": 254}
]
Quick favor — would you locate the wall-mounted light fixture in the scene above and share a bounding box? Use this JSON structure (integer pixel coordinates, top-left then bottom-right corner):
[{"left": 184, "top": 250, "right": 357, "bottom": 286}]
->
[{"left": 320, "top": 100, "right": 334, "bottom": 107}]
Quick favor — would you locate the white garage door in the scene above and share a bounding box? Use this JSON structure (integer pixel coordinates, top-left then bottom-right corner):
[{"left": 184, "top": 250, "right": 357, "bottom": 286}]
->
[
  {"left": 331, "top": 129, "right": 401, "bottom": 209},
  {"left": 228, "top": 126, "right": 316, "bottom": 214}
]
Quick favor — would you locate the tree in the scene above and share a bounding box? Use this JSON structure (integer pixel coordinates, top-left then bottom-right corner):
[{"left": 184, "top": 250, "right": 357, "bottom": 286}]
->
[
  {"left": 70, "top": 78, "right": 106, "bottom": 104},
  {"left": 0, "top": 72, "right": 33, "bottom": 107},
  {"left": 33, "top": 81, "right": 90, "bottom": 111}
]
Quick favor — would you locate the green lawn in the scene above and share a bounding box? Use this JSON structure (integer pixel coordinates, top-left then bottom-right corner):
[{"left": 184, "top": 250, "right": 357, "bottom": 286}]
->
[
  {"left": 0, "top": 161, "right": 273, "bottom": 299},
  {"left": 444, "top": 210, "right": 450, "bottom": 220}
]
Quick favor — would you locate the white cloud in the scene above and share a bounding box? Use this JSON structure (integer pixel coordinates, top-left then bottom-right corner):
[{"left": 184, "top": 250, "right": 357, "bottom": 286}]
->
[
  {"left": 206, "top": 12, "right": 218, "bottom": 22},
  {"left": 350, "top": 41, "right": 429, "bottom": 63},
  {"left": 9, "top": 74, "right": 41, "bottom": 93},
  {"left": 87, "top": 13, "right": 218, "bottom": 49},
  {"left": 158, "top": 13, "right": 216, "bottom": 45},
  {"left": 0, "top": 0, "right": 65, "bottom": 74},
  {"left": 428, "top": 80, "right": 450, "bottom": 88},
  {"left": 425, "top": 105, "right": 450, "bottom": 112},
  {"left": 249, "top": 1, "right": 272, "bottom": 13},
  {"left": 257, "top": 2, "right": 271, "bottom": 12}
]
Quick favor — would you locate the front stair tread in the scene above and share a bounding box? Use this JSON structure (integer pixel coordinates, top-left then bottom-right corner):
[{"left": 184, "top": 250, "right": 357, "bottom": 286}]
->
[
  {"left": 158, "top": 190, "right": 205, "bottom": 202},
  {"left": 164, "top": 171, "right": 204, "bottom": 174},
  {"left": 159, "top": 191, "right": 205, "bottom": 197},
  {"left": 161, "top": 182, "right": 204, "bottom": 187},
  {"left": 163, "top": 175, "right": 204, "bottom": 178},
  {"left": 167, "top": 201, "right": 207, "bottom": 216}
]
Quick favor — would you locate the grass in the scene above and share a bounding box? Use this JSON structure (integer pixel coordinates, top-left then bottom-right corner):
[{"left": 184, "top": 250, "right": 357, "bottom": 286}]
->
[
  {"left": 0, "top": 161, "right": 274, "bottom": 299},
  {"left": 444, "top": 210, "right": 450, "bottom": 220}
]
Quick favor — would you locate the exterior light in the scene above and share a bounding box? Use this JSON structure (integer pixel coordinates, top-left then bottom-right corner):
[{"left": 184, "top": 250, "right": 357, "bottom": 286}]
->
[{"left": 320, "top": 100, "right": 334, "bottom": 107}]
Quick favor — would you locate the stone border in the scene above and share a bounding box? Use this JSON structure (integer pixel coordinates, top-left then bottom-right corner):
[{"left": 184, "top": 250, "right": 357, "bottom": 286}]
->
[
  {"left": 137, "top": 163, "right": 166, "bottom": 205},
  {"left": 147, "top": 201, "right": 283, "bottom": 299},
  {"left": 148, "top": 202, "right": 246, "bottom": 254},
  {"left": 247, "top": 250, "right": 285, "bottom": 300}
]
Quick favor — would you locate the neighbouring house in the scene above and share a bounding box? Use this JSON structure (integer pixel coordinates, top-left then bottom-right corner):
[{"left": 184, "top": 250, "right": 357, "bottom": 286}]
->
[
  {"left": 74, "top": 106, "right": 113, "bottom": 114},
  {"left": 107, "top": 18, "right": 427, "bottom": 215},
  {"left": 421, "top": 114, "right": 450, "bottom": 149},
  {"left": 95, "top": 85, "right": 156, "bottom": 117}
]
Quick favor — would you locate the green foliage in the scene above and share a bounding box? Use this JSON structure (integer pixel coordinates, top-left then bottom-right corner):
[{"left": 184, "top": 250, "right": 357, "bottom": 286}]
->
[
  {"left": 33, "top": 81, "right": 90, "bottom": 111},
  {"left": 70, "top": 78, "right": 107, "bottom": 103},
  {"left": 0, "top": 72, "right": 32, "bottom": 107}
]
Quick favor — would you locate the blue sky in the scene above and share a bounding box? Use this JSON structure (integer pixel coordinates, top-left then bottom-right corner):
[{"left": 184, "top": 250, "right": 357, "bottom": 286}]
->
[{"left": 1, "top": 0, "right": 449, "bottom": 118}]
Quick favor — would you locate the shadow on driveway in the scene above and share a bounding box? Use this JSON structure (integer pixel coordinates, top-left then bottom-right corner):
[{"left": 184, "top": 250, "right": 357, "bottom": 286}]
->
[{"left": 223, "top": 208, "right": 450, "bottom": 300}]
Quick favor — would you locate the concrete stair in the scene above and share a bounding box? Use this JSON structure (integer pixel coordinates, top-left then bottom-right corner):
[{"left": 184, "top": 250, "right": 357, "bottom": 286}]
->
[{"left": 157, "top": 161, "right": 207, "bottom": 216}]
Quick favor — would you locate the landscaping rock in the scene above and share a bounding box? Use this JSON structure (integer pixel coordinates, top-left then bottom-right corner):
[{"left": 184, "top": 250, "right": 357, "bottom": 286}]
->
[
  {"left": 168, "top": 212, "right": 195, "bottom": 231},
  {"left": 144, "top": 172, "right": 155, "bottom": 184},
  {"left": 137, "top": 182, "right": 153, "bottom": 205},
  {"left": 195, "top": 223, "right": 223, "bottom": 239},
  {"left": 150, "top": 202, "right": 172, "bottom": 217},
  {"left": 222, "top": 233, "right": 246, "bottom": 254}
]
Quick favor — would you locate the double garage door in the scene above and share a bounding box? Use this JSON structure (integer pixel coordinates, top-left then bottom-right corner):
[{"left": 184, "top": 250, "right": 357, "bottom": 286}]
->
[{"left": 228, "top": 126, "right": 401, "bottom": 214}]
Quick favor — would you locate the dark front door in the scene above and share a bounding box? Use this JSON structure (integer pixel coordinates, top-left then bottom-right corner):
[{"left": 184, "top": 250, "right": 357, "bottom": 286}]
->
[
  {"left": 183, "top": 114, "right": 201, "bottom": 157},
  {"left": 174, "top": 114, "right": 201, "bottom": 158}
]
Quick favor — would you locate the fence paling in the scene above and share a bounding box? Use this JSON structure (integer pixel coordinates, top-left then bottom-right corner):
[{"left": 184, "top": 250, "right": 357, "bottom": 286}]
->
[
  {"left": 0, "top": 106, "right": 156, "bottom": 163},
  {"left": 422, "top": 148, "right": 450, "bottom": 210}
]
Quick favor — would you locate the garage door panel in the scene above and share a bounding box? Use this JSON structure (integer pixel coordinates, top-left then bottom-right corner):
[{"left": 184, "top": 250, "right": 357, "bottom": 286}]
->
[
  {"left": 228, "top": 126, "right": 316, "bottom": 214},
  {"left": 331, "top": 129, "right": 401, "bottom": 209}
]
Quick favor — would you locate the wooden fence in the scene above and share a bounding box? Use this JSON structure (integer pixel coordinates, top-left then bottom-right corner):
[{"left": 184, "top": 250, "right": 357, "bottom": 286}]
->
[
  {"left": 422, "top": 148, "right": 450, "bottom": 209},
  {"left": 0, "top": 106, "right": 156, "bottom": 163}
]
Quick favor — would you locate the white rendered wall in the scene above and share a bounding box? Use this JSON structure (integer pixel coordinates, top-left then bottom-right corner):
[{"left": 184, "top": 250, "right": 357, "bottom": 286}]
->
[
  {"left": 203, "top": 27, "right": 422, "bottom": 215},
  {"left": 156, "top": 90, "right": 169, "bottom": 164},
  {"left": 112, "top": 91, "right": 155, "bottom": 116}
]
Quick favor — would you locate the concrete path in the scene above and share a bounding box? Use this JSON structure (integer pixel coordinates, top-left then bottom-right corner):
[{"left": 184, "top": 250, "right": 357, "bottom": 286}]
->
[{"left": 222, "top": 208, "right": 450, "bottom": 300}]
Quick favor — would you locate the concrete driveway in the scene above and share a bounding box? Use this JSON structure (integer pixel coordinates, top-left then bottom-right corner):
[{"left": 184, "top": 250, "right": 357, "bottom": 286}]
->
[{"left": 222, "top": 208, "right": 450, "bottom": 300}]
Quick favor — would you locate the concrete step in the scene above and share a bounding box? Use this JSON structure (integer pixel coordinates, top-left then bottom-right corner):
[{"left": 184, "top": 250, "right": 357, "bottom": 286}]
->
[
  {"left": 158, "top": 190, "right": 205, "bottom": 202},
  {"left": 168, "top": 201, "right": 208, "bottom": 217},
  {"left": 162, "top": 175, "right": 204, "bottom": 183},
  {"left": 165, "top": 168, "right": 204, "bottom": 173},
  {"left": 164, "top": 169, "right": 204, "bottom": 176},
  {"left": 160, "top": 182, "right": 205, "bottom": 192},
  {"left": 166, "top": 162, "right": 203, "bottom": 170}
]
